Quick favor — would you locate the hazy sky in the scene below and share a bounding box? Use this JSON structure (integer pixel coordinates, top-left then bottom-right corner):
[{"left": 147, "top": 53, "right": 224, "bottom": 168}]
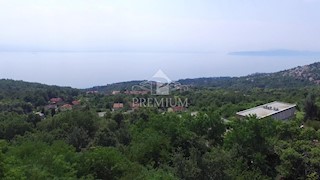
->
[{"left": 0, "top": 0, "right": 320, "bottom": 88}]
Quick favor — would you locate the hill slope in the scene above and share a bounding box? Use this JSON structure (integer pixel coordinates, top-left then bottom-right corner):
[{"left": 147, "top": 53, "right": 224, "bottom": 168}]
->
[
  {"left": 88, "top": 62, "right": 320, "bottom": 92},
  {"left": 277, "top": 62, "right": 320, "bottom": 84},
  {"left": 0, "top": 79, "right": 80, "bottom": 107},
  {"left": 86, "top": 80, "right": 143, "bottom": 93}
]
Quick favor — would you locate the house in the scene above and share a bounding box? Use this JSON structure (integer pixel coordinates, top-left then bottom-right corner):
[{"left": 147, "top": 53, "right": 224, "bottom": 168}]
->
[
  {"left": 50, "top": 98, "right": 63, "bottom": 104},
  {"left": 113, "top": 103, "right": 124, "bottom": 111},
  {"left": 72, "top": 100, "right": 81, "bottom": 106},
  {"left": 60, "top": 104, "right": 73, "bottom": 111},
  {"left": 112, "top": 91, "right": 121, "bottom": 95},
  {"left": 98, "top": 112, "right": 107, "bottom": 118},
  {"left": 86, "top": 91, "right": 99, "bottom": 94},
  {"left": 236, "top": 101, "right": 296, "bottom": 120},
  {"left": 35, "top": 112, "right": 45, "bottom": 119}
]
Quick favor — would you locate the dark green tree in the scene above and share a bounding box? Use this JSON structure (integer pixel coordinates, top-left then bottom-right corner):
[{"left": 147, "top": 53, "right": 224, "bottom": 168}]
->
[
  {"left": 304, "top": 93, "right": 319, "bottom": 121},
  {"left": 77, "top": 147, "right": 138, "bottom": 180},
  {"left": 26, "top": 114, "right": 41, "bottom": 127}
]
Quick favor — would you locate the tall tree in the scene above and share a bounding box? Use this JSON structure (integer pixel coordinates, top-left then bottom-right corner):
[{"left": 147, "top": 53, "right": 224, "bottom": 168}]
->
[{"left": 304, "top": 93, "right": 319, "bottom": 121}]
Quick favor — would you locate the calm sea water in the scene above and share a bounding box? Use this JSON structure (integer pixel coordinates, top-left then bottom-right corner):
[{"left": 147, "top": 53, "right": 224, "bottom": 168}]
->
[{"left": 0, "top": 52, "right": 317, "bottom": 88}]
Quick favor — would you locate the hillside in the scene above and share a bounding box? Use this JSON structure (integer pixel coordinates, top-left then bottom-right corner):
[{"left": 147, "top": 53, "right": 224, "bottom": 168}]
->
[
  {"left": 277, "top": 62, "right": 320, "bottom": 84},
  {"left": 88, "top": 62, "right": 320, "bottom": 92},
  {"left": 86, "top": 80, "right": 143, "bottom": 93},
  {"left": 2, "top": 61, "right": 318, "bottom": 100},
  {"left": 0, "top": 79, "right": 80, "bottom": 100},
  {"left": 0, "top": 79, "right": 80, "bottom": 113}
]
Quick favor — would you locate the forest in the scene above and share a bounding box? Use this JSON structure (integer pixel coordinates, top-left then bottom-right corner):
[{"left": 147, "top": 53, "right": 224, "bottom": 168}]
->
[{"left": 1, "top": 78, "right": 320, "bottom": 179}]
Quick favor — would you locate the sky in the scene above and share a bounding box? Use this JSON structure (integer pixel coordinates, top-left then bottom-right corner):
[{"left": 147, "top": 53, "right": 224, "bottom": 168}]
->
[{"left": 0, "top": 0, "right": 320, "bottom": 88}]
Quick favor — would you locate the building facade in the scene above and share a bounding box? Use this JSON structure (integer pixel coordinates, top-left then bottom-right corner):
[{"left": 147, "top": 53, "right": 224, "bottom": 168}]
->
[{"left": 236, "top": 101, "right": 296, "bottom": 120}]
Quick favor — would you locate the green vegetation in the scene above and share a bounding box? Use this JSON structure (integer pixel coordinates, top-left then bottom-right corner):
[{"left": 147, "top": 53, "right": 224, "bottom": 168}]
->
[
  {"left": 0, "top": 79, "right": 80, "bottom": 114},
  {"left": 1, "top": 65, "right": 320, "bottom": 179}
]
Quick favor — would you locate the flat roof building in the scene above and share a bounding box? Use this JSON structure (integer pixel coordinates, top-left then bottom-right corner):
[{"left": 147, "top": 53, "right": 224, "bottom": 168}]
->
[{"left": 236, "top": 101, "right": 296, "bottom": 120}]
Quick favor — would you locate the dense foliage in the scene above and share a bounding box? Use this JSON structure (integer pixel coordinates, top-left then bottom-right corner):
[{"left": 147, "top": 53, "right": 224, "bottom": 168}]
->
[
  {"left": 0, "top": 79, "right": 80, "bottom": 113},
  {"left": 1, "top": 78, "right": 320, "bottom": 179}
]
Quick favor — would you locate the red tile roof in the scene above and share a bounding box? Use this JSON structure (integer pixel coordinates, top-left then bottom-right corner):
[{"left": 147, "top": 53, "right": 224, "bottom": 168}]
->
[
  {"left": 72, "top": 100, "right": 81, "bottom": 105},
  {"left": 172, "top": 106, "right": 186, "bottom": 112},
  {"left": 61, "top": 104, "right": 73, "bottom": 110},
  {"left": 50, "top": 98, "right": 63, "bottom": 104},
  {"left": 113, "top": 103, "right": 124, "bottom": 109}
]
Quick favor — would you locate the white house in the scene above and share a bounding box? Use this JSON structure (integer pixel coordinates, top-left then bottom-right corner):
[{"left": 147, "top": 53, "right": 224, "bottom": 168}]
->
[{"left": 236, "top": 101, "right": 296, "bottom": 120}]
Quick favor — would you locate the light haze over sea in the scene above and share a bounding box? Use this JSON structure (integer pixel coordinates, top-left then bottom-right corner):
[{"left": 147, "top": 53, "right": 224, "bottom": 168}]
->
[
  {"left": 0, "top": 52, "right": 318, "bottom": 88},
  {"left": 1, "top": 0, "right": 320, "bottom": 88}
]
